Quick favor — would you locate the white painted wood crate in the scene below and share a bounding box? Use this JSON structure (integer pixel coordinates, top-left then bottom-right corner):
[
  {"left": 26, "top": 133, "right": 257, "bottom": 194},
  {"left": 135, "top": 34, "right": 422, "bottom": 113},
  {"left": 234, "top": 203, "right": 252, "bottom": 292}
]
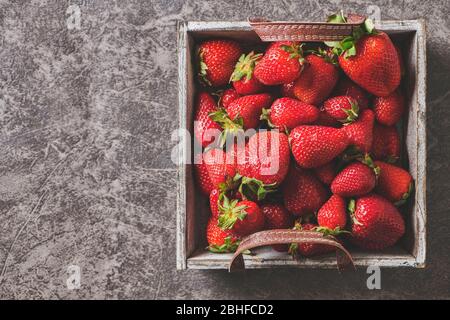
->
[{"left": 176, "top": 20, "right": 426, "bottom": 270}]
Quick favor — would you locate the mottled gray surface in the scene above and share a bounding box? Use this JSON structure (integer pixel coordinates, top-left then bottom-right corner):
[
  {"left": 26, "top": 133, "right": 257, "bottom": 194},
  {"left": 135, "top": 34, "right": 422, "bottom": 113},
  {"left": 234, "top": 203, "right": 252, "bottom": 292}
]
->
[{"left": 0, "top": 0, "right": 448, "bottom": 299}]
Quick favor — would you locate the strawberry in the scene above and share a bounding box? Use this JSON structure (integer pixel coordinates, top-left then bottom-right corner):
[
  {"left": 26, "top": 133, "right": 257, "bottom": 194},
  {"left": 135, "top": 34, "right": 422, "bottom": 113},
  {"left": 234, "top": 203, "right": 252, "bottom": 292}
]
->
[
  {"left": 218, "top": 197, "right": 265, "bottom": 236},
  {"left": 194, "top": 152, "right": 214, "bottom": 195},
  {"left": 371, "top": 123, "right": 400, "bottom": 162},
  {"left": 209, "top": 188, "right": 223, "bottom": 219},
  {"left": 230, "top": 51, "right": 266, "bottom": 95},
  {"left": 193, "top": 92, "right": 222, "bottom": 147},
  {"left": 281, "top": 82, "right": 296, "bottom": 98},
  {"left": 373, "top": 89, "right": 405, "bottom": 126},
  {"left": 331, "top": 160, "right": 378, "bottom": 197},
  {"left": 337, "top": 31, "right": 401, "bottom": 97},
  {"left": 317, "top": 195, "right": 347, "bottom": 232},
  {"left": 289, "top": 222, "right": 335, "bottom": 257},
  {"left": 225, "top": 93, "right": 273, "bottom": 129},
  {"left": 374, "top": 161, "right": 413, "bottom": 205},
  {"left": 289, "top": 125, "right": 349, "bottom": 168},
  {"left": 313, "top": 161, "right": 337, "bottom": 185},
  {"left": 333, "top": 77, "right": 369, "bottom": 110},
  {"left": 262, "top": 203, "right": 293, "bottom": 229},
  {"left": 198, "top": 39, "right": 242, "bottom": 87},
  {"left": 343, "top": 109, "right": 375, "bottom": 153},
  {"left": 262, "top": 97, "right": 319, "bottom": 130},
  {"left": 203, "top": 148, "right": 236, "bottom": 188},
  {"left": 282, "top": 166, "right": 328, "bottom": 216},
  {"left": 349, "top": 194, "right": 405, "bottom": 250},
  {"left": 254, "top": 41, "right": 304, "bottom": 85},
  {"left": 323, "top": 95, "right": 359, "bottom": 123},
  {"left": 293, "top": 54, "right": 339, "bottom": 105},
  {"left": 219, "top": 88, "right": 240, "bottom": 109},
  {"left": 315, "top": 108, "right": 341, "bottom": 127},
  {"left": 237, "top": 130, "right": 290, "bottom": 186},
  {"left": 262, "top": 203, "right": 293, "bottom": 252},
  {"left": 207, "top": 217, "right": 240, "bottom": 253}
]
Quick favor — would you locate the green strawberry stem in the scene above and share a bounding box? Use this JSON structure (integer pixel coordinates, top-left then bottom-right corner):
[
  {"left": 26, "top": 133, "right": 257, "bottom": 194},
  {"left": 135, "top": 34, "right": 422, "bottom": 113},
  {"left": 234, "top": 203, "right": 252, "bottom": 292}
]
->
[
  {"left": 198, "top": 50, "right": 212, "bottom": 86},
  {"left": 324, "top": 12, "right": 376, "bottom": 58},
  {"left": 315, "top": 226, "right": 350, "bottom": 237},
  {"left": 218, "top": 195, "right": 248, "bottom": 230},
  {"left": 280, "top": 43, "right": 305, "bottom": 64},
  {"left": 230, "top": 51, "right": 262, "bottom": 82},
  {"left": 208, "top": 236, "right": 240, "bottom": 253},
  {"left": 238, "top": 176, "right": 278, "bottom": 201},
  {"left": 359, "top": 154, "right": 381, "bottom": 177},
  {"left": 260, "top": 108, "right": 275, "bottom": 128},
  {"left": 209, "top": 108, "right": 244, "bottom": 147},
  {"left": 348, "top": 199, "right": 362, "bottom": 226},
  {"left": 341, "top": 98, "right": 359, "bottom": 123}
]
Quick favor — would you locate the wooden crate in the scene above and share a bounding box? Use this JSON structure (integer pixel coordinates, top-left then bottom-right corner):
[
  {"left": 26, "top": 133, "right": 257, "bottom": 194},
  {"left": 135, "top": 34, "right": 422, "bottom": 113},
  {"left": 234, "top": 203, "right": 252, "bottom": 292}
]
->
[{"left": 176, "top": 20, "right": 426, "bottom": 270}]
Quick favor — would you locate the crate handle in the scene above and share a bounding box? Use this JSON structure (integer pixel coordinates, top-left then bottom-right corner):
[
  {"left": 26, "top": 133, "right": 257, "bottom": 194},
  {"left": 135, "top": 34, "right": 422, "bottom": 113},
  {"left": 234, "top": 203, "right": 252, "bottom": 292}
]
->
[
  {"left": 228, "top": 229, "right": 355, "bottom": 272},
  {"left": 249, "top": 14, "right": 366, "bottom": 42}
]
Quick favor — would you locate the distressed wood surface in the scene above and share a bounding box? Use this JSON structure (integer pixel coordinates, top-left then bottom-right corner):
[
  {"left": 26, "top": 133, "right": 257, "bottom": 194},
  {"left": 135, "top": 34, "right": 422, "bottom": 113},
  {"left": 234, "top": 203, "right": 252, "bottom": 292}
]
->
[{"left": 176, "top": 20, "right": 427, "bottom": 270}]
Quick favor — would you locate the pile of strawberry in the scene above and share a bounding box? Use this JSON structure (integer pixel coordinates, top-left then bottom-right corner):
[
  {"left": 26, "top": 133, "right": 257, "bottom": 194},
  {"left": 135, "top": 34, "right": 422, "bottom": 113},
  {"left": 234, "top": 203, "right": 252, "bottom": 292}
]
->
[{"left": 194, "top": 13, "right": 413, "bottom": 258}]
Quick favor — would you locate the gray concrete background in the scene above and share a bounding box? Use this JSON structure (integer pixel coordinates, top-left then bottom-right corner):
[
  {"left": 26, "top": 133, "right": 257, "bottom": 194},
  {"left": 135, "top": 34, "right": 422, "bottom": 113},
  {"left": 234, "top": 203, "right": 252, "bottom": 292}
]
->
[{"left": 0, "top": 0, "right": 448, "bottom": 299}]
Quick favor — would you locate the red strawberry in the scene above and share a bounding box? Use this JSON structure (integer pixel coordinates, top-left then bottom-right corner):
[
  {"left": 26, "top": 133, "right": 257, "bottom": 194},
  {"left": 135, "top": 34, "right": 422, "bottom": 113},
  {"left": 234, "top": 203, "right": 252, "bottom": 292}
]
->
[
  {"left": 230, "top": 51, "right": 266, "bottom": 95},
  {"left": 206, "top": 217, "right": 240, "bottom": 253},
  {"left": 262, "top": 203, "right": 293, "bottom": 252},
  {"left": 198, "top": 39, "right": 242, "bottom": 87},
  {"left": 194, "top": 152, "right": 214, "bottom": 195},
  {"left": 262, "top": 203, "right": 293, "bottom": 229},
  {"left": 219, "top": 88, "right": 240, "bottom": 109},
  {"left": 194, "top": 92, "right": 222, "bottom": 147},
  {"left": 331, "top": 161, "right": 378, "bottom": 197},
  {"left": 282, "top": 166, "right": 328, "bottom": 216},
  {"left": 254, "top": 41, "right": 304, "bottom": 85},
  {"left": 289, "top": 222, "right": 335, "bottom": 257},
  {"left": 313, "top": 161, "right": 337, "bottom": 185},
  {"left": 333, "top": 77, "right": 369, "bottom": 110},
  {"left": 374, "top": 161, "right": 413, "bottom": 205},
  {"left": 338, "top": 32, "right": 401, "bottom": 97},
  {"left": 343, "top": 109, "right": 375, "bottom": 153},
  {"left": 323, "top": 96, "right": 359, "bottom": 123},
  {"left": 289, "top": 125, "right": 349, "bottom": 168},
  {"left": 209, "top": 189, "right": 222, "bottom": 218},
  {"left": 225, "top": 93, "right": 273, "bottom": 129},
  {"left": 349, "top": 194, "right": 405, "bottom": 250},
  {"left": 281, "top": 81, "right": 296, "bottom": 98},
  {"left": 218, "top": 197, "right": 265, "bottom": 236},
  {"left": 237, "top": 130, "right": 290, "bottom": 186},
  {"left": 317, "top": 195, "right": 347, "bottom": 231},
  {"left": 293, "top": 54, "right": 339, "bottom": 105},
  {"left": 203, "top": 148, "right": 236, "bottom": 188},
  {"left": 262, "top": 97, "right": 319, "bottom": 130},
  {"left": 373, "top": 89, "right": 405, "bottom": 126},
  {"left": 315, "top": 108, "right": 341, "bottom": 127},
  {"left": 371, "top": 123, "right": 400, "bottom": 162}
]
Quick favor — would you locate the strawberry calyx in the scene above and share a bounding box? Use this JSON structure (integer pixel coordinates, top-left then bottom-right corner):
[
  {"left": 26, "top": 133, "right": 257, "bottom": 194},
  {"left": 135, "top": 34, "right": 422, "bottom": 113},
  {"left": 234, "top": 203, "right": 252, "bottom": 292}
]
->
[
  {"left": 359, "top": 154, "right": 381, "bottom": 177},
  {"left": 315, "top": 226, "right": 350, "bottom": 237},
  {"left": 385, "top": 154, "right": 399, "bottom": 164},
  {"left": 341, "top": 97, "right": 359, "bottom": 124},
  {"left": 280, "top": 43, "right": 305, "bottom": 65},
  {"left": 208, "top": 235, "right": 240, "bottom": 253},
  {"left": 238, "top": 176, "right": 278, "bottom": 201},
  {"left": 394, "top": 181, "right": 414, "bottom": 206},
  {"left": 288, "top": 220, "right": 303, "bottom": 258},
  {"left": 308, "top": 47, "right": 338, "bottom": 66},
  {"left": 260, "top": 108, "right": 275, "bottom": 128},
  {"left": 198, "top": 49, "right": 212, "bottom": 86},
  {"left": 230, "top": 51, "right": 262, "bottom": 82},
  {"left": 348, "top": 199, "right": 362, "bottom": 226},
  {"left": 209, "top": 108, "right": 244, "bottom": 147},
  {"left": 218, "top": 195, "right": 248, "bottom": 230},
  {"left": 324, "top": 11, "right": 377, "bottom": 58}
]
